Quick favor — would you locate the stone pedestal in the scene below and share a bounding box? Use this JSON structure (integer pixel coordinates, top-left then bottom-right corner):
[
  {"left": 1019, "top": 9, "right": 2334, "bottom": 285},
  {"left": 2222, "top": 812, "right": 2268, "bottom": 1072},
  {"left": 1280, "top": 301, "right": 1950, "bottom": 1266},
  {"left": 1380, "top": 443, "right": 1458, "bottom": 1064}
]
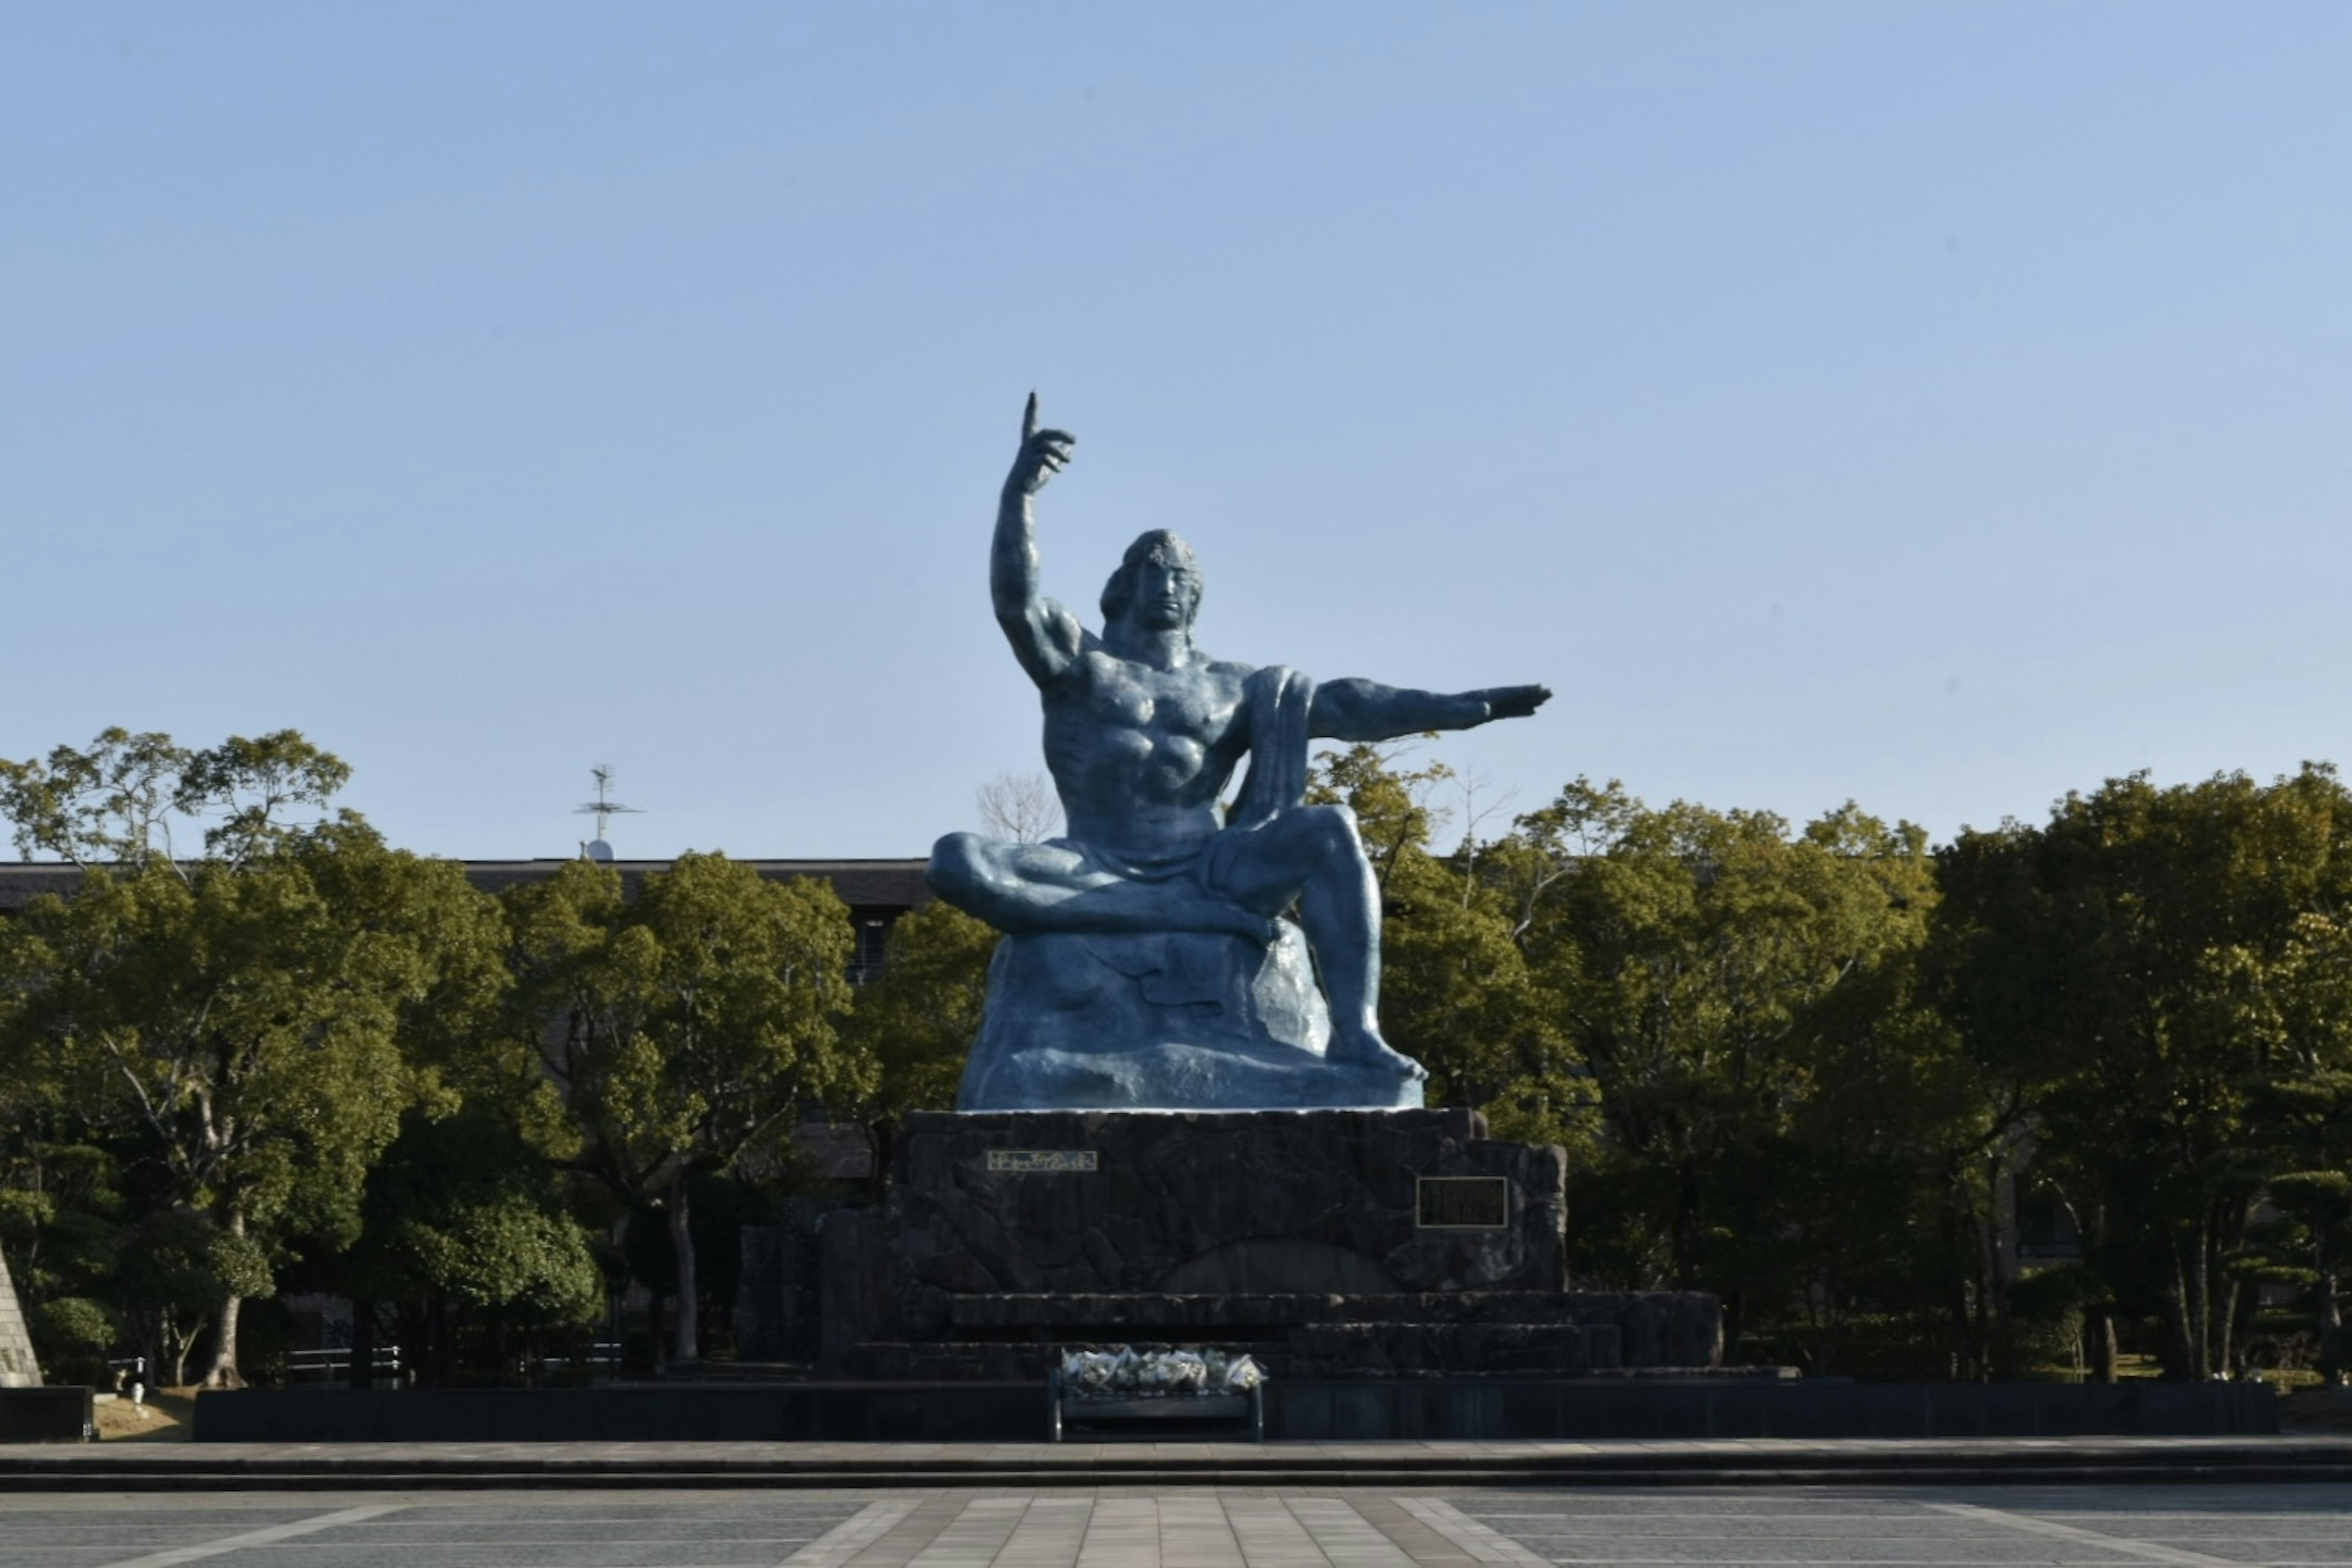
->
[
  {"left": 887, "top": 1108, "right": 1561, "bottom": 1297},
  {"left": 797, "top": 1108, "right": 1724, "bottom": 1381}
]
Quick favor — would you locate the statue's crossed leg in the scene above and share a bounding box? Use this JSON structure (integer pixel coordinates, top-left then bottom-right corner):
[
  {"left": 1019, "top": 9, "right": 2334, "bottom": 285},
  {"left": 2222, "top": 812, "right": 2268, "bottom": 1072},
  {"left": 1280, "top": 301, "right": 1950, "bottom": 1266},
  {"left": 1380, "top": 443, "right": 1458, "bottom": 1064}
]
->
[{"left": 930, "top": 803, "right": 1420, "bottom": 1077}]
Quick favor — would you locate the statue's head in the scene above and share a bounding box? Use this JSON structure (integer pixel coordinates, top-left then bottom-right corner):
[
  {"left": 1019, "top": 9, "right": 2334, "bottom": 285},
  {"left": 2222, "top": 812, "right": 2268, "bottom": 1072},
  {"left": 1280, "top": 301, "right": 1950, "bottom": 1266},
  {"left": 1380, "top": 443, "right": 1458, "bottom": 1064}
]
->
[{"left": 1100, "top": 529, "right": 1204, "bottom": 632}]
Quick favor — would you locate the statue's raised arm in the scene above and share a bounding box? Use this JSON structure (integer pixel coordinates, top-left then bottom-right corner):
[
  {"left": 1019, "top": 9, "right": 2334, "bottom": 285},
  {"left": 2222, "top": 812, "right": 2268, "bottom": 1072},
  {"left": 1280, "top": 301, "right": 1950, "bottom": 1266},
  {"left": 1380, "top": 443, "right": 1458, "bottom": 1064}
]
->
[{"left": 990, "top": 393, "right": 1087, "bottom": 688}]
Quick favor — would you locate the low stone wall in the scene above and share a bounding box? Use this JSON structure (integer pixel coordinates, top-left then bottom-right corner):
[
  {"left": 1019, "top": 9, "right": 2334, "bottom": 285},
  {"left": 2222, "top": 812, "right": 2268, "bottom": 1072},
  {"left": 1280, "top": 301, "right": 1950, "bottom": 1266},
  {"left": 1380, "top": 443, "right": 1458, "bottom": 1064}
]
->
[
  {"left": 1268, "top": 1378, "right": 2280, "bottom": 1441},
  {"left": 192, "top": 1383, "right": 1042, "bottom": 1444},
  {"left": 0, "top": 1387, "right": 92, "bottom": 1444},
  {"left": 185, "top": 1378, "right": 2280, "bottom": 1444}
]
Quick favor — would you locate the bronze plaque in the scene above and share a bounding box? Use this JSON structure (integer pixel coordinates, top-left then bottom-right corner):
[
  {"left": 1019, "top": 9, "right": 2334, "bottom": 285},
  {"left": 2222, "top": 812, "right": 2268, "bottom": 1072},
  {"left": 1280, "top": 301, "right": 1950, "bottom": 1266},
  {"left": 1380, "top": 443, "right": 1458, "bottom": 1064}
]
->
[{"left": 1416, "top": 1176, "right": 1510, "bottom": 1229}]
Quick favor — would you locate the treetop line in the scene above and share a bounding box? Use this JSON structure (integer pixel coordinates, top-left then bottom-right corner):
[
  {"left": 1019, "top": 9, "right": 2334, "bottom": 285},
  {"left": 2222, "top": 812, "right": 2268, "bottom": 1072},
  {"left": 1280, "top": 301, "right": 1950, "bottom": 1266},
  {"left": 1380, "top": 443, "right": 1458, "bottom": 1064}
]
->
[{"left": 1, "top": 726, "right": 2348, "bottom": 1392}]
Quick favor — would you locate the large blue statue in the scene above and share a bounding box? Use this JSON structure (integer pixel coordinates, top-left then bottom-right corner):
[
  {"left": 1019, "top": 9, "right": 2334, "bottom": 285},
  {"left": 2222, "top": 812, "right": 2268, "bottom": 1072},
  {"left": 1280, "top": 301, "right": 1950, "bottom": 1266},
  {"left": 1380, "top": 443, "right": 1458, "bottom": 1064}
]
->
[{"left": 931, "top": 396, "right": 1550, "bottom": 1110}]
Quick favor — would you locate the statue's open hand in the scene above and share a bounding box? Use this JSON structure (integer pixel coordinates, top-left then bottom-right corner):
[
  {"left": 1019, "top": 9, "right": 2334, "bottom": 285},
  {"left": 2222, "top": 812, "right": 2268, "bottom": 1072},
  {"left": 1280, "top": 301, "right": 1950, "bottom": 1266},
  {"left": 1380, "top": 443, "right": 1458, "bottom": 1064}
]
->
[
  {"left": 1007, "top": 391, "right": 1076, "bottom": 498},
  {"left": 1472, "top": 684, "right": 1552, "bottom": 723}
]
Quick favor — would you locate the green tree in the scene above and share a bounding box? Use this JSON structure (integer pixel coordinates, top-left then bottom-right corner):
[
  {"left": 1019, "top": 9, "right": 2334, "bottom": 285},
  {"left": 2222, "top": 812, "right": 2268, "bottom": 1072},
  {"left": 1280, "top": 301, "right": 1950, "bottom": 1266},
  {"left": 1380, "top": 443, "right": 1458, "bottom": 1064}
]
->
[
  {"left": 1507, "top": 780, "right": 1937, "bottom": 1351},
  {"left": 344, "top": 1102, "right": 603, "bottom": 1385},
  {"left": 2236, "top": 912, "right": 2352, "bottom": 1380},
  {"left": 0, "top": 1011, "right": 127, "bottom": 1355},
  {"left": 0, "top": 730, "right": 507, "bottom": 1385},
  {"left": 506, "top": 853, "right": 868, "bottom": 1362},
  {"left": 27, "top": 1295, "right": 115, "bottom": 1387},
  {"left": 112, "top": 1208, "right": 272, "bottom": 1386},
  {"left": 840, "top": 900, "right": 999, "bottom": 1120},
  {"left": 1934, "top": 765, "right": 2352, "bottom": 1379}
]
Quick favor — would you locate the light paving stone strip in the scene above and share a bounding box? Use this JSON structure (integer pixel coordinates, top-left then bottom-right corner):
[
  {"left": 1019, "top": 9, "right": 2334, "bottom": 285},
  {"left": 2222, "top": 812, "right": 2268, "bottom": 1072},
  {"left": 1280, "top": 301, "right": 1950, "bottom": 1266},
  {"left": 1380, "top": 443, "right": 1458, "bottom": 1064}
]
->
[
  {"left": 1396, "top": 1498, "right": 1553, "bottom": 1566},
  {"left": 91, "top": 1504, "right": 407, "bottom": 1568},
  {"left": 782, "top": 1497, "right": 925, "bottom": 1566},
  {"left": 1344, "top": 1496, "right": 1480, "bottom": 1565},
  {"left": 1926, "top": 1501, "right": 2256, "bottom": 1567},
  {"left": 1224, "top": 1496, "right": 1346, "bottom": 1566},
  {"left": 993, "top": 1496, "right": 1093, "bottom": 1568},
  {"left": 904, "top": 1496, "right": 1032, "bottom": 1567},
  {"left": 1158, "top": 1496, "right": 1250, "bottom": 1567},
  {"left": 1280, "top": 1497, "right": 1421, "bottom": 1567},
  {"left": 830, "top": 1493, "right": 973, "bottom": 1568},
  {"left": 1076, "top": 1497, "right": 1161, "bottom": 1567},
  {"left": 819, "top": 1495, "right": 1463, "bottom": 1567}
]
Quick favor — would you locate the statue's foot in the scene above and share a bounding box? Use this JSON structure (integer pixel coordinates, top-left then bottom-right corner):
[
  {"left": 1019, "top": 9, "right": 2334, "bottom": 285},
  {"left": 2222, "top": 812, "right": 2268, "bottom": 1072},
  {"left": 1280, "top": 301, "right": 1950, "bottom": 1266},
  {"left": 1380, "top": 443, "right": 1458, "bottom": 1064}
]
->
[{"left": 1329, "top": 1028, "right": 1428, "bottom": 1082}]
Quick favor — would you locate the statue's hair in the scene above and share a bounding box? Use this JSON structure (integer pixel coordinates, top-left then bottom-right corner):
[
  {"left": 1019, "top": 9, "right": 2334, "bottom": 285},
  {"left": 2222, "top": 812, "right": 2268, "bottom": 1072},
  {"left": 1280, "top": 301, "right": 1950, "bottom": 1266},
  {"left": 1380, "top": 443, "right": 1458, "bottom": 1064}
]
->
[{"left": 1099, "top": 529, "right": 1204, "bottom": 625}]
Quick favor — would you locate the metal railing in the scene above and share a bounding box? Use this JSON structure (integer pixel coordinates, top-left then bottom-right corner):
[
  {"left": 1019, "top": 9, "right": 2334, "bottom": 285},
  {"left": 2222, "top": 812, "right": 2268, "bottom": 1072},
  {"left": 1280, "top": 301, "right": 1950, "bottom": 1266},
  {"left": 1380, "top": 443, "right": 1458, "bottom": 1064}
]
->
[{"left": 284, "top": 1346, "right": 404, "bottom": 1382}]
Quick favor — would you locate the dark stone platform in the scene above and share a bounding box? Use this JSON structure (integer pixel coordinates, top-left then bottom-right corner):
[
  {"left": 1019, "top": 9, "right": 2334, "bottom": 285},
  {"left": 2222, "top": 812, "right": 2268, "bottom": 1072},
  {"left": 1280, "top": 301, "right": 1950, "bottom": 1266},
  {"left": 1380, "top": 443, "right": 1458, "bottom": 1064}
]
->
[{"left": 759, "top": 1108, "right": 1727, "bottom": 1383}]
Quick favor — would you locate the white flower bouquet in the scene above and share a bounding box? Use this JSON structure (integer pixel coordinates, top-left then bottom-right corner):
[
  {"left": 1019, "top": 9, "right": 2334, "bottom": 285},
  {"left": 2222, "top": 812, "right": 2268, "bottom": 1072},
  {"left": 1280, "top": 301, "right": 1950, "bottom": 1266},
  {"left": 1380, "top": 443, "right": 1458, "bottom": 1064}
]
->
[{"left": 1057, "top": 1345, "right": 1265, "bottom": 1400}]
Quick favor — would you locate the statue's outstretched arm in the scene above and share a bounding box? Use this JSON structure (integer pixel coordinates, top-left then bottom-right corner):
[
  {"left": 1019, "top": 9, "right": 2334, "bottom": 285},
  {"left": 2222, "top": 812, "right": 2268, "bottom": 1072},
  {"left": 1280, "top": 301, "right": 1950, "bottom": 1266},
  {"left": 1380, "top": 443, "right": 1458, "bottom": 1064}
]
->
[
  {"left": 1310, "top": 679, "right": 1551, "bottom": 742},
  {"left": 992, "top": 393, "right": 1087, "bottom": 687}
]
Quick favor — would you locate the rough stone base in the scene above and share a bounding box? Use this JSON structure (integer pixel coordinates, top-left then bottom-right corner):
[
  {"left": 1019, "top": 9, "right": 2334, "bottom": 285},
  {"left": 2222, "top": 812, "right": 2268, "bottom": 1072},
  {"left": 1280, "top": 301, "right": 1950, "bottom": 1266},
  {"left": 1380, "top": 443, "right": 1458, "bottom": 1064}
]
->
[{"left": 958, "top": 927, "right": 1423, "bottom": 1111}]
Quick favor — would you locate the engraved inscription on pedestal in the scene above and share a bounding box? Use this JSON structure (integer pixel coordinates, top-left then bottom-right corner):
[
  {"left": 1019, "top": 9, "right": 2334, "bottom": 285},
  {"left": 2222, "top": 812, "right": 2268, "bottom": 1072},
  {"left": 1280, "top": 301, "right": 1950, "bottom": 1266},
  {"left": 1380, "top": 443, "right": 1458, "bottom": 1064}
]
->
[
  {"left": 1416, "top": 1175, "right": 1510, "bottom": 1230},
  {"left": 985, "top": 1149, "right": 1100, "bottom": 1173}
]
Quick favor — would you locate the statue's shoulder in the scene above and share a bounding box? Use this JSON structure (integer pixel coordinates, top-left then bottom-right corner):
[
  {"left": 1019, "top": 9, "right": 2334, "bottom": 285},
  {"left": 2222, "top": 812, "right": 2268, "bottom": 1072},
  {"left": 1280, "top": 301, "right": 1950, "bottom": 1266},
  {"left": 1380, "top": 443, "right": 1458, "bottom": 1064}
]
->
[{"left": 1032, "top": 616, "right": 1107, "bottom": 684}]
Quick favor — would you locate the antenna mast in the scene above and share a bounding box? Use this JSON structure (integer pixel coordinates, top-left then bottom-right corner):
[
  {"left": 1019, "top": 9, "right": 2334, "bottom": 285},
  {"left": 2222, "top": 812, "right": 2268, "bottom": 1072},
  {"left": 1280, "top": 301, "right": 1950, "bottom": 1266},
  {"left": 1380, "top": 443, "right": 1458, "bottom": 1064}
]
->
[{"left": 574, "top": 765, "right": 644, "bottom": 861}]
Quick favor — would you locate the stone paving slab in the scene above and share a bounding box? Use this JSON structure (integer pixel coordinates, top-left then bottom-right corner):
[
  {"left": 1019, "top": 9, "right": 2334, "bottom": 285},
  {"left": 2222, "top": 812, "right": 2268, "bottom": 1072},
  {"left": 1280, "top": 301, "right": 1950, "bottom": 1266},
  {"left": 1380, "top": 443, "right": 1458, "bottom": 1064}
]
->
[{"left": 7, "top": 1483, "right": 2352, "bottom": 1567}]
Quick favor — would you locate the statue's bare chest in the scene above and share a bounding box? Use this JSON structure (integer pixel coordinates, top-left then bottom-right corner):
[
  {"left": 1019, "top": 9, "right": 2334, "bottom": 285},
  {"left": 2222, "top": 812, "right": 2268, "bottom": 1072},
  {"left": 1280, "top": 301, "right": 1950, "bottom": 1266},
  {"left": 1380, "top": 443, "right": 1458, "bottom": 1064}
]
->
[{"left": 1069, "top": 655, "right": 1244, "bottom": 750}]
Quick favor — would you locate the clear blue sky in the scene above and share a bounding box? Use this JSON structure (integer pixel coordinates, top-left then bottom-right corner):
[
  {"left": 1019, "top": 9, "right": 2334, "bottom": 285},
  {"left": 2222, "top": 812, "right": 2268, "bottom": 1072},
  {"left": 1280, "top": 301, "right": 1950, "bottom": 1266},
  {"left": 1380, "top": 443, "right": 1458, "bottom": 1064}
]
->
[{"left": 6, "top": 4, "right": 2347, "bottom": 859}]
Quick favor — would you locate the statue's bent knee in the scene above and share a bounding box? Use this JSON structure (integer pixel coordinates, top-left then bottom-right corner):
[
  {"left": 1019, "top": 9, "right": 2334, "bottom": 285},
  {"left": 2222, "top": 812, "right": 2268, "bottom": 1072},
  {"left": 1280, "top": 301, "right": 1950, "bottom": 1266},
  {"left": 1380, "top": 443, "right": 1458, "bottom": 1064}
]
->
[
  {"left": 927, "top": 831, "right": 990, "bottom": 902},
  {"left": 1300, "top": 802, "right": 1364, "bottom": 861}
]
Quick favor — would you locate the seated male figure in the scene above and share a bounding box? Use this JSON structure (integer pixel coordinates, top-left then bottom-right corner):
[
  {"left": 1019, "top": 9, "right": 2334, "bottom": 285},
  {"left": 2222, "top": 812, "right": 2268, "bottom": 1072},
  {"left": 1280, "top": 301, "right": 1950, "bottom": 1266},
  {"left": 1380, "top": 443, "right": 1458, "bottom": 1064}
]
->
[{"left": 930, "top": 396, "right": 1550, "bottom": 1077}]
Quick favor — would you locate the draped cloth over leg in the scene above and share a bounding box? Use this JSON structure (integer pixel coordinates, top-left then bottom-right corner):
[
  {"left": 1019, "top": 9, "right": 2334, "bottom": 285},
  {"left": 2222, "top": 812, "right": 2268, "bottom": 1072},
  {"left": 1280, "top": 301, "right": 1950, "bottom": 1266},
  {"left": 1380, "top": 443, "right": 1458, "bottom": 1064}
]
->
[{"left": 1199, "top": 665, "right": 1316, "bottom": 899}]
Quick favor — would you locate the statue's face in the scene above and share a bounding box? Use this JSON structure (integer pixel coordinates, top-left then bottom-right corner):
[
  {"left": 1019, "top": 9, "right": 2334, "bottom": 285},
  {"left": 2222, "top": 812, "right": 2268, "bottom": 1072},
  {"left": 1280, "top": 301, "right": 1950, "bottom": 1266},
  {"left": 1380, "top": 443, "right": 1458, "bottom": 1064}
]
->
[{"left": 1130, "top": 552, "right": 1200, "bottom": 631}]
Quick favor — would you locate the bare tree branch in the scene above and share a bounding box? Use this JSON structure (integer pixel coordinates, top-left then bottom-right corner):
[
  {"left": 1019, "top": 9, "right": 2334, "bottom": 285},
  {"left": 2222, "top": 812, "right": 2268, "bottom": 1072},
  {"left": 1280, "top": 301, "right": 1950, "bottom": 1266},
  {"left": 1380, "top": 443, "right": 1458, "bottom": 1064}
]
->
[{"left": 976, "top": 771, "right": 1065, "bottom": 844}]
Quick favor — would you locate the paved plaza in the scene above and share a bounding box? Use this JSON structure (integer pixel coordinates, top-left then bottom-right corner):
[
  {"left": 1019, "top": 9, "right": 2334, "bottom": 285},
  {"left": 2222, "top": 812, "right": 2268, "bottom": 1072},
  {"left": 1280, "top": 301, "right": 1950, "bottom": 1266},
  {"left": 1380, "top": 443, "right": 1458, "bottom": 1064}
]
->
[{"left": 4, "top": 1484, "right": 2351, "bottom": 1568}]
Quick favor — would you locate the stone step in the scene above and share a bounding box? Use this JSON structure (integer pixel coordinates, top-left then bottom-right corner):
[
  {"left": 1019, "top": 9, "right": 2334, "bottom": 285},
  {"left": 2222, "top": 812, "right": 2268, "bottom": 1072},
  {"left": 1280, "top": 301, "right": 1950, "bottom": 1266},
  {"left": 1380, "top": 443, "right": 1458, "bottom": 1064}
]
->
[
  {"left": 938, "top": 1289, "right": 1721, "bottom": 1370},
  {"left": 851, "top": 1318, "right": 1626, "bottom": 1382},
  {"left": 851, "top": 1344, "right": 1279, "bottom": 1382},
  {"left": 1289, "top": 1321, "right": 1616, "bottom": 1375},
  {"left": 948, "top": 1290, "right": 1678, "bottom": 1330}
]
